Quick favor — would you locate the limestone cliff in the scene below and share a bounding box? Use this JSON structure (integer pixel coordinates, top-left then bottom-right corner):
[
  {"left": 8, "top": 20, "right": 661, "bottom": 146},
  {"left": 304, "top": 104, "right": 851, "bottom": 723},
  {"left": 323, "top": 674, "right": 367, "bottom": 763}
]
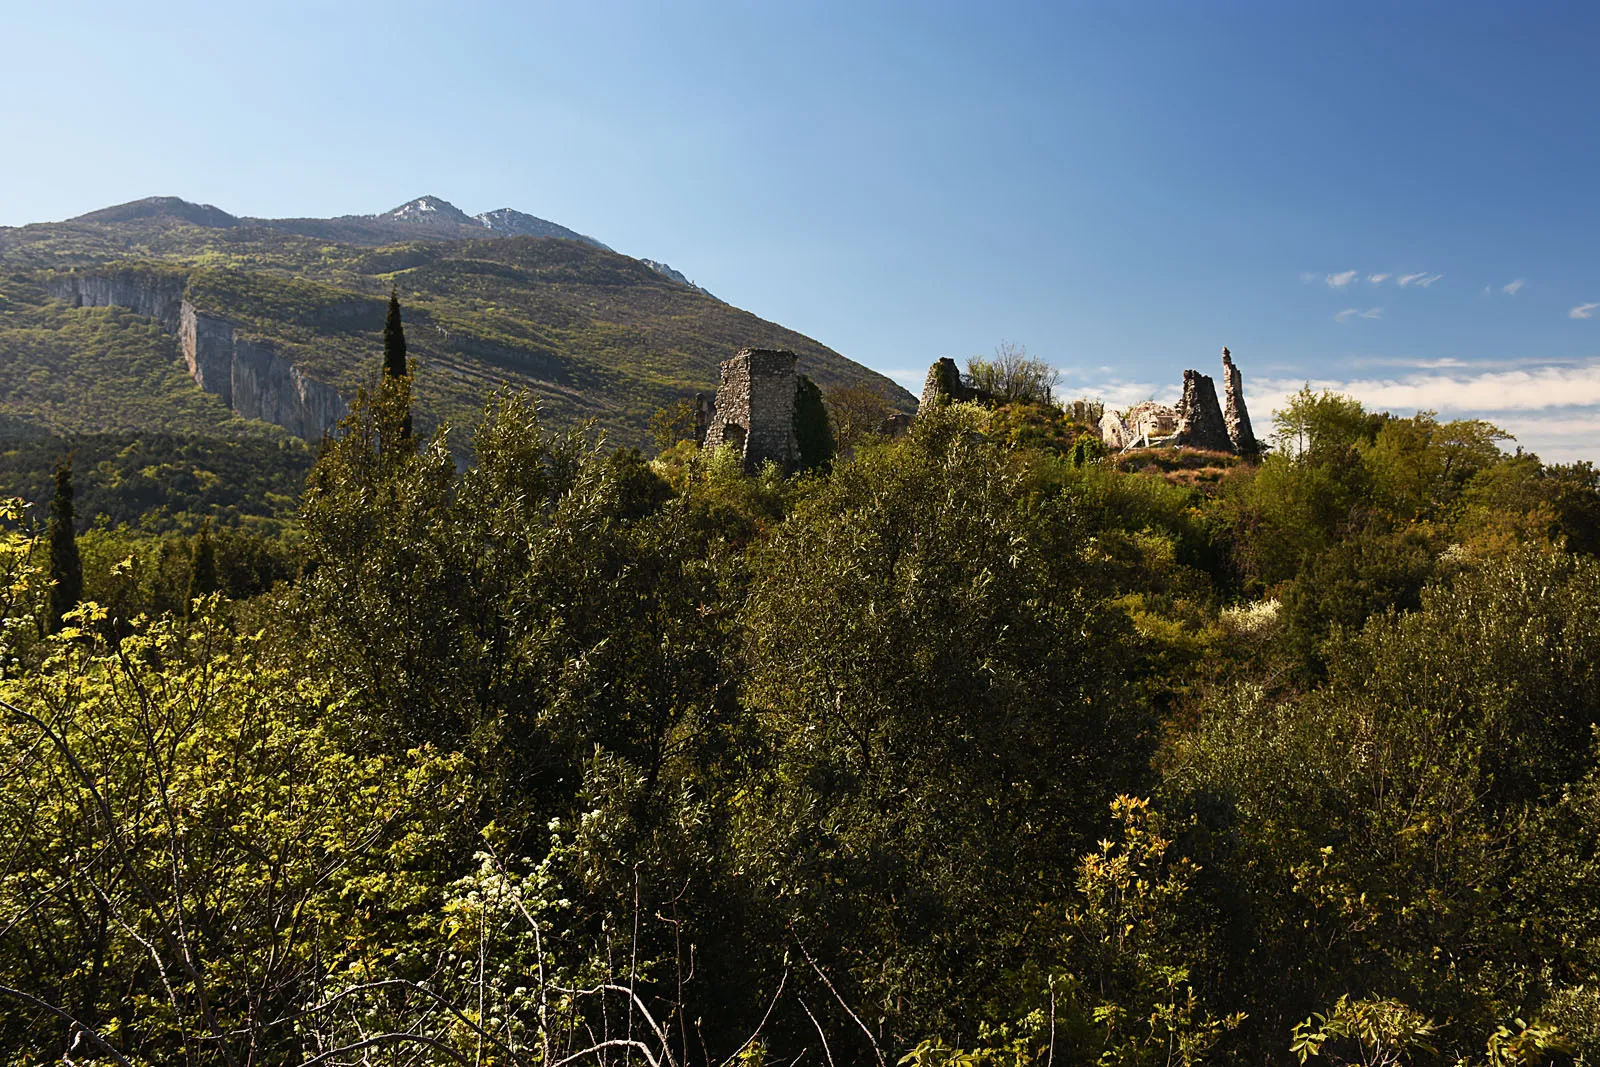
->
[
  {"left": 178, "top": 304, "right": 348, "bottom": 438},
  {"left": 47, "top": 271, "right": 348, "bottom": 440},
  {"left": 47, "top": 269, "right": 186, "bottom": 331}
]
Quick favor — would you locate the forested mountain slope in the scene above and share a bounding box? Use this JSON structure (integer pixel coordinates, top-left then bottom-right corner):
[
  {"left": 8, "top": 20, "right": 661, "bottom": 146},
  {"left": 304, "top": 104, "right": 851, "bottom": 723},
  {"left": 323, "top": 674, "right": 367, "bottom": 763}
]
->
[{"left": 0, "top": 198, "right": 912, "bottom": 451}]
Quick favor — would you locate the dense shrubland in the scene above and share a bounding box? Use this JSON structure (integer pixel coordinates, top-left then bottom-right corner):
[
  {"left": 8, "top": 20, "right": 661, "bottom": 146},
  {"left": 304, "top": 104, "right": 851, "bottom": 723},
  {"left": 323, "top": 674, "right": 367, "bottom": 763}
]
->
[{"left": 2, "top": 373, "right": 1599, "bottom": 1066}]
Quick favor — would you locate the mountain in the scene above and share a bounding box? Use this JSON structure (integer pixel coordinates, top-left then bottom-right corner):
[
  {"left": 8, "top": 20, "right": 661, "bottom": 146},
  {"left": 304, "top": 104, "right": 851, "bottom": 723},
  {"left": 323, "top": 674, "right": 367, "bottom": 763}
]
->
[
  {"left": 473, "top": 206, "right": 609, "bottom": 248},
  {"left": 62, "top": 195, "right": 703, "bottom": 289},
  {"left": 0, "top": 196, "right": 914, "bottom": 454},
  {"left": 72, "top": 196, "right": 240, "bottom": 228},
  {"left": 370, "top": 194, "right": 477, "bottom": 230}
]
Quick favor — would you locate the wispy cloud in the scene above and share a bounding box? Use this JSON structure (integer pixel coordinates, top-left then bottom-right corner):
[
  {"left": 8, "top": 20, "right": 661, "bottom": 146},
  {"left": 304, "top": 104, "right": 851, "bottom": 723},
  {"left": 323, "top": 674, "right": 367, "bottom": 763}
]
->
[
  {"left": 1368, "top": 273, "right": 1390, "bottom": 284},
  {"left": 1398, "top": 272, "right": 1444, "bottom": 288},
  {"left": 1326, "top": 270, "right": 1360, "bottom": 288},
  {"left": 1503, "top": 279, "right": 1526, "bottom": 295},
  {"left": 1335, "top": 307, "right": 1383, "bottom": 322},
  {"left": 1415, "top": 358, "right": 1467, "bottom": 369},
  {"left": 1571, "top": 303, "right": 1599, "bottom": 320}
]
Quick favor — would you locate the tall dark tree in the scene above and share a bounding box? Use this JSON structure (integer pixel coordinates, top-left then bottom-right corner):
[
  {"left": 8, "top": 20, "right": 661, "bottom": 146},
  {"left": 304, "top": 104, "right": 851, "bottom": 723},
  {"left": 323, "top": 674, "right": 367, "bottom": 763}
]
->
[
  {"left": 186, "top": 519, "right": 218, "bottom": 612},
  {"left": 792, "top": 373, "right": 835, "bottom": 471},
  {"left": 44, "top": 459, "right": 83, "bottom": 634},
  {"left": 382, "top": 288, "right": 413, "bottom": 442}
]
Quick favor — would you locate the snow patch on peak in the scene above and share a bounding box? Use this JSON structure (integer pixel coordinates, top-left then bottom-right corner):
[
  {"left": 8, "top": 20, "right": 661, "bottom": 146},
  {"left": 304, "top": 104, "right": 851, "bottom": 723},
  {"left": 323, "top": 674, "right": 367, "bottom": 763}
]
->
[{"left": 377, "top": 196, "right": 471, "bottom": 223}]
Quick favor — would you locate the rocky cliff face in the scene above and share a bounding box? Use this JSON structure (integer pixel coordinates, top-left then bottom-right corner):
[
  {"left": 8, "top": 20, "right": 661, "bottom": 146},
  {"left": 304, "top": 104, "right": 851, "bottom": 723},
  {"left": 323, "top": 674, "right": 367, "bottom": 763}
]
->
[
  {"left": 47, "top": 270, "right": 187, "bottom": 331},
  {"left": 49, "top": 271, "right": 348, "bottom": 440}
]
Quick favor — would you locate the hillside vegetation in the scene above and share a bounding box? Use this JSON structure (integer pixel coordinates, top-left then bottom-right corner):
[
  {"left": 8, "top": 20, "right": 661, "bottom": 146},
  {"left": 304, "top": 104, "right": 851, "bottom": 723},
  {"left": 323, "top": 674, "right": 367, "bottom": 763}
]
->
[{"left": 0, "top": 201, "right": 912, "bottom": 449}]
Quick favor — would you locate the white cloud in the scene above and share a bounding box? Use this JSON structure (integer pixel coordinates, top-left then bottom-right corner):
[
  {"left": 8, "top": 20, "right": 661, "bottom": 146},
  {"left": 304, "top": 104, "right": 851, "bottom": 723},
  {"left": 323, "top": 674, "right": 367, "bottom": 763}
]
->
[
  {"left": 1398, "top": 272, "right": 1444, "bottom": 288},
  {"left": 1246, "top": 361, "right": 1600, "bottom": 462},
  {"left": 1570, "top": 303, "right": 1599, "bottom": 320},
  {"left": 1491, "top": 412, "right": 1600, "bottom": 463},
  {"left": 1326, "top": 270, "right": 1360, "bottom": 288},
  {"left": 1368, "top": 273, "right": 1390, "bottom": 284},
  {"left": 1059, "top": 358, "right": 1600, "bottom": 462},
  {"left": 1335, "top": 307, "right": 1383, "bottom": 322},
  {"left": 1256, "top": 363, "right": 1600, "bottom": 416},
  {"left": 1067, "top": 380, "right": 1175, "bottom": 408},
  {"left": 1503, "top": 279, "right": 1525, "bottom": 295}
]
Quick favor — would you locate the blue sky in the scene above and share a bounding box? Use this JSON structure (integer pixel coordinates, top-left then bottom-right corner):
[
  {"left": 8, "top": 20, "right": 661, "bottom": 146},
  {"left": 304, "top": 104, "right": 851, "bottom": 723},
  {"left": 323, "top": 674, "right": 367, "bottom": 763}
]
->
[{"left": 5, "top": 1, "right": 1600, "bottom": 458}]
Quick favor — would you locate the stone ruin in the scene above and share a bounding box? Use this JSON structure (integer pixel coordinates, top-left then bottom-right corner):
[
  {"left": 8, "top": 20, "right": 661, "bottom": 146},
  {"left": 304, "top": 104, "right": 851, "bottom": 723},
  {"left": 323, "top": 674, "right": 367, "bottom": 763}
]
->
[
  {"left": 918, "top": 357, "right": 993, "bottom": 413},
  {"left": 1100, "top": 401, "right": 1180, "bottom": 450},
  {"left": 1098, "top": 348, "right": 1258, "bottom": 455},
  {"left": 700, "top": 347, "right": 800, "bottom": 472},
  {"left": 1221, "top": 348, "right": 1257, "bottom": 454}
]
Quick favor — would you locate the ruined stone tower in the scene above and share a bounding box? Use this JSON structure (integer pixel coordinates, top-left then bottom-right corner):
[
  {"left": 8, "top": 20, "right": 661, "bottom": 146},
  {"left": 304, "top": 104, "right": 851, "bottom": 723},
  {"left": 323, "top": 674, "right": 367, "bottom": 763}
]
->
[
  {"left": 702, "top": 348, "right": 800, "bottom": 472},
  {"left": 917, "top": 357, "right": 992, "bottom": 414},
  {"left": 1173, "top": 370, "right": 1234, "bottom": 452},
  {"left": 1221, "top": 348, "right": 1257, "bottom": 454},
  {"left": 919, "top": 358, "right": 964, "bottom": 413}
]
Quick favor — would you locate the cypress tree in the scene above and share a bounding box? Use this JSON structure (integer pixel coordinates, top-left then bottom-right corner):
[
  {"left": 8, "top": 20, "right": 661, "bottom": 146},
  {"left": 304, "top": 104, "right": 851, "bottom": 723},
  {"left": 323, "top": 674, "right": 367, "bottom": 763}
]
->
[
  {"left": 44, "top": 459, "right": 83, "bottom": 635},
  {"left": 186, "top": 519, "right": 218, "bottom": 613},
  {"left": 382, "top": 288, "right": 414, "bottom": 442},
  {"left": 383, "top": 288, "right": 408, "bottom": 380}
]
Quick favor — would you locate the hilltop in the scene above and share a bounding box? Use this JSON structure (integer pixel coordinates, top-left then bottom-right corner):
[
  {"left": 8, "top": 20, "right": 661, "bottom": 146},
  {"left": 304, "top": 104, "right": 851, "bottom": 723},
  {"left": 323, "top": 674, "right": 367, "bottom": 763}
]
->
[{"left": 0, "top": 196, "right": 912, "bottom": 457}]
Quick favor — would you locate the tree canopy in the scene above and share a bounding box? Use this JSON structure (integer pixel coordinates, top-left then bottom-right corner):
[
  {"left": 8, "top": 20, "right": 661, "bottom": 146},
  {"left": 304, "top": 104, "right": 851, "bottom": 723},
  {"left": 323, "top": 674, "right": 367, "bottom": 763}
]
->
[{"left": 2, "top": 380, "right": 1598, "bottom": 1066}]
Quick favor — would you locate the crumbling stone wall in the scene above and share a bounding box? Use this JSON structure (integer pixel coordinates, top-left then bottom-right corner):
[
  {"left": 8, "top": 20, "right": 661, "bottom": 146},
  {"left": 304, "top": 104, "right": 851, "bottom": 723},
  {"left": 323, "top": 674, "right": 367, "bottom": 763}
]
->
[
  {"left": 1173, "top": 370, "right": 1234, "bottom": 452},
  {"left": 919, "top": 358, "right": 963, "bottom": 413},
  {"left": 917, "top": 357, "right": 993, "bottom": 413},
  {"left": 1221, "top": 348, "right": 1257, "bottom": 454},
  {"left": 693, "top": 392, "right": 713, "bottom": 446},
  {"left": 1100, "top": 409, "right": 1133, "bottom": 450},
  {"left": 1098, "top": 350, "right": 1259, "bottom": 455},
  {"left": 1101, "top": 401, "right": 1181, "bottom": 450},
  {"left": 702, "top": 348, "right": 800, "bottom": 472}
]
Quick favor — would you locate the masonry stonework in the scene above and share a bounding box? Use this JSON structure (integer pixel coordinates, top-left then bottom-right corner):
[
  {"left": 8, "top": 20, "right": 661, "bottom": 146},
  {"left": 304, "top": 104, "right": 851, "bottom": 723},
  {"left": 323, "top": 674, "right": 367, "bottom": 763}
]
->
[
  {"left": 1098, "top": 349, "right": 1259, "bottom": 455},
  {"left": 917, "top": 357, "right": 995, "bottom": 413},
  {"left": 1174, "top": 370, "right": 1234, "bottom": 452},
  {"left": 702, "top": 348, "right": 800, "bottom": 473},
  {"left": 1221, "top": 348, "right": 1257, "bottom": 454}
]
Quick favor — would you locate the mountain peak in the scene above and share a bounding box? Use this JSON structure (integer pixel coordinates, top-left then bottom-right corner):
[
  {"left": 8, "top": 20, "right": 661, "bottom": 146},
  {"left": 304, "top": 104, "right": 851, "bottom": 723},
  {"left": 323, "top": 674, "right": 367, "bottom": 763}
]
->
[
  {"left": 473, "top": 207, "right": 611, "bottom": 251},
  {"left": 376, "top": 196, "right": 473, "bottom": 225},
  {"left": 71, "top": 196, "right": 239, "bottom": 228}
]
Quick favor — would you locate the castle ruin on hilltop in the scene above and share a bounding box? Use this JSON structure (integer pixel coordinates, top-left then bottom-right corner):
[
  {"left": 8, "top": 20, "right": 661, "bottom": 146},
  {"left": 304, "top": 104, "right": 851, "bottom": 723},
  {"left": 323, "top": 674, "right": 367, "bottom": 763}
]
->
[{"left": 1099, "top": 348, "right": 1258, "bottom": 454}]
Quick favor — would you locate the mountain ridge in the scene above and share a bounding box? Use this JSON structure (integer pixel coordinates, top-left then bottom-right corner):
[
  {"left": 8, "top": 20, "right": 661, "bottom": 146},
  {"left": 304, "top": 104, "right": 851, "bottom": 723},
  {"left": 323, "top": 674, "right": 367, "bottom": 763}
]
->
[{"left": 58, "top": 194, "right": 711, "bottom": 288}]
